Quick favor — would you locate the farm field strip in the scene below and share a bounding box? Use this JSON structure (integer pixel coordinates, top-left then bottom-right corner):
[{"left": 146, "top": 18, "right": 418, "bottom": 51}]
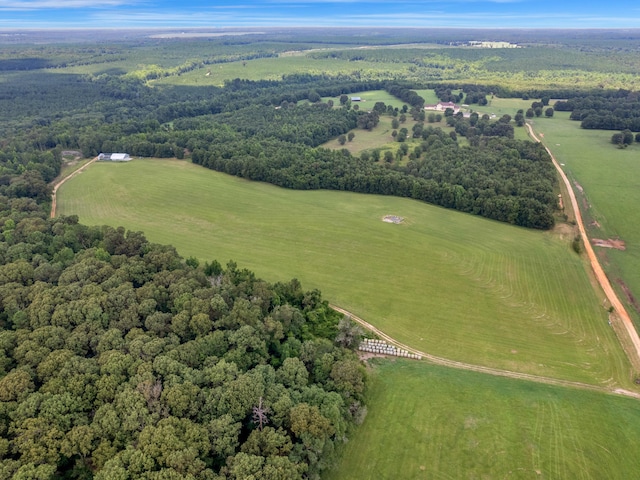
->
[
  {"left": 526, "top": 114, "right": 640, "bottom": 299},
  {"left": 56, "top": 158, "right": 636, "bottom": 387},
  {"left": 526, "top": 121, "right": 640, "bottom": 372},
  {"left": 330, "top": 304, "right": 625, "bottom": 395}
]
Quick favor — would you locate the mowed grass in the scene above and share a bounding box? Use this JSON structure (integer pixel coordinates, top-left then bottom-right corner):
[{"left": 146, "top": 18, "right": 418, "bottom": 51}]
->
[
  {"left": 322, "top": 116, "right": 430, "bottom": 155},
  {"left": 326, "top": 359, "right": 640, "bottom": 480},
  {"left": 57, "top": 159, "right": 634, "bottom": 386},
  {"left": 528, "top": 113, "right": 640, "bottom": 327}
]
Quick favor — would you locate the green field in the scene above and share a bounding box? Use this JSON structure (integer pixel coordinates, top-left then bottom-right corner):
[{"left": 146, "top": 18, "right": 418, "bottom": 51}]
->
[
  {"left": 151, "top": 55, "right": 411, "bottom": 86},
  {"left": 326, "top": 359, "right": 640, "bottom": 480},
  {"left": 528, "top": 113, "right": 640, "bottom": 328},
  {"left": 57, "top": 159, "right": 635, "bottom": 387}
]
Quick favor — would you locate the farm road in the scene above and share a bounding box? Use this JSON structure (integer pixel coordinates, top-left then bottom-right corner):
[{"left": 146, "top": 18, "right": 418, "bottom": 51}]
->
[
  {"left": 525, "top": 122, "right": 640, "bottom": 371},
  {"left": 50, "top": 156, "right": 98, "bottom": 218}
]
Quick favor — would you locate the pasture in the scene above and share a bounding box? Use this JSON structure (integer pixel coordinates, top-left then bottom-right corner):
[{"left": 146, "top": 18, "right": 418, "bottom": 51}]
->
[
  {"left": 318, "top": 89, "right": 535, "bottom": 156},
  {"left": 528, "top": 113, "right": 640, "bottom": 327},
  {"left": 57, "top": 158, "right": 635, "bottom": 387},
  {"left": 326, "top": 359, "right": 640, "bottom": 480}
]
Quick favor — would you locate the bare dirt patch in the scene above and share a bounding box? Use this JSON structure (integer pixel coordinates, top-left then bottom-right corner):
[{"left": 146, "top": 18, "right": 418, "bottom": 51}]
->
[
  {"left": 61, "top": 150, "right": 82, "bottom": 158},
  {"left": 552, "top": 222, "right": 576, "bottom": 240},
  {"left": 382, "top": 215, "right": 404, "bottom": 224},
  {"left": 592, "top": 238, "right": 626, "bottom": 250},
  {"left": 618, "top": 279, "right": 640, "bottom": 315},
  {"left": 574, "top": 181, "right": 584, "bottom": 193}
]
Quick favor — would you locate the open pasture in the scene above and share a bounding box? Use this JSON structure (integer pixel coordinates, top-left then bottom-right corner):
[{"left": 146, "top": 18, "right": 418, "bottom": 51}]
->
[
  {"left": 321, "top": 114, "right": 427, "bottom": 156},
  {"left": 57, "top": 158, "right": 635, "bottom": 387},
  {"left": 528, "top": 114, "right": 640, "bottom": 327},
  {"left": 320, "top": 115, "right": 399, "bottom": 155},
  {"left": 326, "top": 359, "right": 640, "bottom": 480},
  {"left": 343, "top": 90, "right": 409, "bottom": 109}
]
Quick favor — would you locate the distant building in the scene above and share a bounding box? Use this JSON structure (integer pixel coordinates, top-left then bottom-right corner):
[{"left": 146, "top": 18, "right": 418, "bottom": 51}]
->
[
  {"left": 424, "top": 101, "right": 461, "bottom": 114},
  {"left": 98, "top": 153, "right": 131, "bottom": 162},
  {"left": 350, "top": 97, "right": 362, "bottom": 102}
]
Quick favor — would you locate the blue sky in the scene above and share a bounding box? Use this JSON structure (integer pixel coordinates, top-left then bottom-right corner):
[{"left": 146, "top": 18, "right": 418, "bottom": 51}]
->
[{"left": 1, "top": 1, "right": 640, "bottom": 29}]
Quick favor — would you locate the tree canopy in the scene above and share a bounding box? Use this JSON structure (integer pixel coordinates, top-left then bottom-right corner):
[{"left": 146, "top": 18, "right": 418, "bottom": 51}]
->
[{"left": 0, "top": 203, "right": 367, "bottom": 479}]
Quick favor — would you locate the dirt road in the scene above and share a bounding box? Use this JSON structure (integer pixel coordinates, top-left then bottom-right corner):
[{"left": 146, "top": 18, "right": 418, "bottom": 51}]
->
[
  {"left": 525, "top": 122, "right": 640, "bottom": 370},
  {"left": 50, "top": 156, "right": 98, "bottom": 218}
]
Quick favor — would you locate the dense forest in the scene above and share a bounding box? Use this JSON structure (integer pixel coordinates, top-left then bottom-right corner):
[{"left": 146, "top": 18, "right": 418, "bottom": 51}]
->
[
  {"left": 0, "top": 198, "right": 366, "bottom": 479},
  {"left": 0, "top": 39, "right": 380, "bottom": 479}
]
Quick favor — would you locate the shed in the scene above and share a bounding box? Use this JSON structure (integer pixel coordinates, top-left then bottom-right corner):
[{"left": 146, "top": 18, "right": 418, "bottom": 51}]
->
[{"left": 98, "top": 153, "right": 131, "bottom": 162}]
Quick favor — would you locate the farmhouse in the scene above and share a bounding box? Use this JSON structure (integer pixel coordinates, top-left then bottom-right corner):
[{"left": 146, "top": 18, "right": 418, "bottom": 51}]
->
[
  {"left": 98, "top": 153, "right": 131, "bottom": 162},
  {"left": 350, "top": 96, "right": 362, "bottom": 102},
  {"left": 424, "top": 101, "right": 461, "bottom": 114}
]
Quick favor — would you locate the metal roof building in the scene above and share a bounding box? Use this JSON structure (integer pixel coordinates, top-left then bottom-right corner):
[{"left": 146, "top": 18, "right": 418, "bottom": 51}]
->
[{"left": 98, "top": 153, "right": 131, "bottom": 161}]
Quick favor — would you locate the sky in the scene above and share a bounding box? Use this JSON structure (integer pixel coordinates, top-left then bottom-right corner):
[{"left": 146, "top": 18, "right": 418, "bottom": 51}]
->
[{"left": 1, "top": 0, "right": 640, "bottom": 30}]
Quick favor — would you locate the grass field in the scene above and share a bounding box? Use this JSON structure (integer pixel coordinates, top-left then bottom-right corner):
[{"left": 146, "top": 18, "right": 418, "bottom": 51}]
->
[
  {"left": 57, "top": 158, "right": 636, "bottom": 387},
  {"left": 152, "top": 55, "right": 411, "bottom": 86},
  {"left": 326, "top": 359, "right": 640, "bottom": 480},
  {"left": 528, "top": 113, "right": 640, "bottom": 328}
]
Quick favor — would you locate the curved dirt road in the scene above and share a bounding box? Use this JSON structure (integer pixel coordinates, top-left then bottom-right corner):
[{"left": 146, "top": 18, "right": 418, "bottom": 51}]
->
[
  {"left": 50, "top": 156, "right": 98, "bottom": 218},
  {"left": 525, "top": 122, "right": 640, "bottom": 369}
]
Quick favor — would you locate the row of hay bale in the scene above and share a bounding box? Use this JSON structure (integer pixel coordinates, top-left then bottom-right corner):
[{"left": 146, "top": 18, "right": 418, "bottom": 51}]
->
[{"left": 359, "top": 338, "right": 421, "bottom": 360}]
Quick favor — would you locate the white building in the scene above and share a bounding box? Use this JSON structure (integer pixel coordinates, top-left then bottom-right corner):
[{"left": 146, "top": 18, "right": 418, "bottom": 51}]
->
[
  {"left": 98, "top": 153, "right": 131, "bottom": 162},
  {"left": 424, "top": 102, "right": 461, "bottom": 114}
]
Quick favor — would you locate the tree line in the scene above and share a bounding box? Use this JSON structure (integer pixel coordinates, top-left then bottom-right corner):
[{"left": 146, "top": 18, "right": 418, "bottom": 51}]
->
[
  {"left": 190, "top": 117, "right": 555, "bottom": 229},
  {"left": 1, "top": 70, "right": 559, "bottom": 229},
  {"left": 554, "top": 90, "right": 640, "bottom": 132}
]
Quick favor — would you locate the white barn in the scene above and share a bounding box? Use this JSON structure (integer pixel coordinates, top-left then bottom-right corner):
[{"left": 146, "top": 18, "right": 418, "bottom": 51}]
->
[{"left": 98, "top": 153, "right": 131, "bottom": 162}]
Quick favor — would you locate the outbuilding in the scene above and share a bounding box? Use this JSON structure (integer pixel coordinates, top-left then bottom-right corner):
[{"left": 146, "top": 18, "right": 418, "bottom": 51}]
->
[{"left": 98, "top": 153, "right": 131, "bottom": 161}]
